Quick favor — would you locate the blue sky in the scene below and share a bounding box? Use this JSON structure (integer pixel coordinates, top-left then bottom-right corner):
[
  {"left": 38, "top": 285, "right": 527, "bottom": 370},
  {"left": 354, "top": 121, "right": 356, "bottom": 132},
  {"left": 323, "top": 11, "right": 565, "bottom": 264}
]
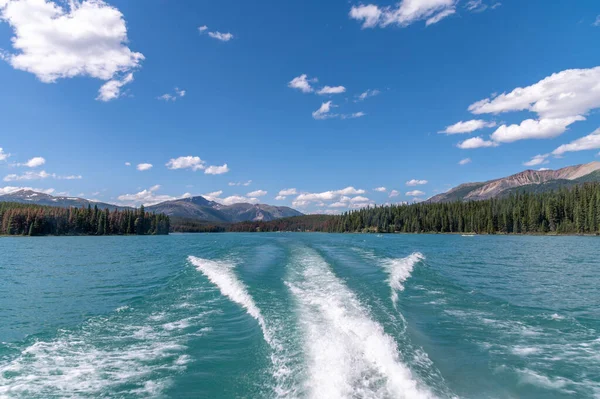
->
[{"left": 0, "top": 0, "right": 599, "bottom": 212}]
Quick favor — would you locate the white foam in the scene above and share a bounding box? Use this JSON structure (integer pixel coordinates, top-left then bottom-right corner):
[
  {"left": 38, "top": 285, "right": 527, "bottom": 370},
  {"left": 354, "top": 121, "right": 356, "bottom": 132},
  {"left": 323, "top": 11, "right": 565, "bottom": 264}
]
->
[
  {"left": 512, "top": 346, "right": 541, "bottom": 356},
  {"left": 287, "top": 248, "right": 435, "bottom": 399},
  {"left": 382, "top": 253, "right": 425, "bottom": 306},
  {"left": 188, "top": 256, "right": 292, "bottom": 397}
]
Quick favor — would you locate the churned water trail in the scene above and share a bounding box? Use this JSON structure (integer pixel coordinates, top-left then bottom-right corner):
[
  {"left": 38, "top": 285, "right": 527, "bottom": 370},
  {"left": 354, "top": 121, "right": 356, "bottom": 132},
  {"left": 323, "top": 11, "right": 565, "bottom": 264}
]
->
[
  {"left": 382, "top": 252, "right": 425, "bottom": 307},
  {"left": 286, "top": 246, "right": 436, "bottom": 399},
  {"left": 188, "top": 256, "right": 294, "bottom": 397}
]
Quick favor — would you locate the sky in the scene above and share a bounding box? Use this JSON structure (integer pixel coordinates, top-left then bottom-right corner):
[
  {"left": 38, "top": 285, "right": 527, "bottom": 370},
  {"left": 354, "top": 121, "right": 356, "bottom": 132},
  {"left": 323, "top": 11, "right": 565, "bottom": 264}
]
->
[{"left": 0, "top": 0, "right": 599, "bottom": 213}]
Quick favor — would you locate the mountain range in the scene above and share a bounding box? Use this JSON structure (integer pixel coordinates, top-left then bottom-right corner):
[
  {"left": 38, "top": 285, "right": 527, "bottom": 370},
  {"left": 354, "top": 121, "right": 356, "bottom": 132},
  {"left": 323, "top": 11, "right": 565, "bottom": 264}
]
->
[
  {"left": 429, "top": 161, "right": 600, "bottom": 203},
  {"left": 0, "top": 190, "right": 303, "bottom": 223}
]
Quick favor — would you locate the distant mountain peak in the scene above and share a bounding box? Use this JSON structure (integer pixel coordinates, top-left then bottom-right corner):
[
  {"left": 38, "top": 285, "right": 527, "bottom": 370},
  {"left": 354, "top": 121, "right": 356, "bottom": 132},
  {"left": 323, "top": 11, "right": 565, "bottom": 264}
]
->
[{"left": 429, "top": 162, "right": 600, "bottom": 203}]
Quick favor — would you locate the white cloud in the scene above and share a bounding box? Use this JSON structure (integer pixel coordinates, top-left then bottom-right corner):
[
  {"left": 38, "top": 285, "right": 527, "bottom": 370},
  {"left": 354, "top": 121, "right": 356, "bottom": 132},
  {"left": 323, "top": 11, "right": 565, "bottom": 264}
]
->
[
  {"left": 275, "top": 195, "right": 286, "bottom": 200},
  {"left": 457, "top": 136, "right": 499, "bottom": 149},
  {"left": 292, "top": 186, "right": 366, "bottom": 207},
  {"left": 125, "top": 162, "right": 131, "bottom": 166},
  {"left": 539, "top": 167, "right": 550, "bottom": 171},
  {"left": 440, "top": 119, "right": 497, "bottom": 134},
  {"left": 229, "top": 180, "right": 252, "bottom": 186},
  {"left": 247, "top": 189, "right": 267, "bottom": 197},
  {"left": 202, "top": 190, "right": 223, "bottom": 202},
  {"left": 279, "top": 188, "right": 297, "bottom": 196},
  {"left": 593, "top": 15, "right": 600, "bottom": 27},
  {"left": 204, "top": 164, "right": 229, "bottom": 175},
  {"left": 2, "top": 170, "right": 80, "bottom": 181},
  {"left": 425, "top": 8, "right": 455, "bottom": 26},
  {"left": 491, "top": 116, "right": 584, "bottom": 143},
  {"left": 166, "top": 156, "right": 206, "bottom": 171},
  {"left": 208, "top": 31, "right": 234, "bottom": 41},
  {"left": 406, "top": 179, "right": 428, "bottom": 186},
  {"left": 406, "top": 190, "right": 425, "bottom": 196},
  {"left": 523, "top": 154, "right": 549, "bottom": 167},
  {"left": 317, "top": 85, "right": 346, "bottom": 95},
  {"left": 158, "top": 87, "right": 186, "bottom": 101},
  {"left": 198, "top": 25, "right": 234, "bottom": 41},
  {"left": 552, "top": 128, "right": 600, "bottom": 156},
  {"left": 312, "top": 101, "right": 337, "bottom": 120},
  {"left": 0, "top": 148, "right": 9, "bottom": 161},
  {"left": 374, "top": 187, "right": 386, "bottom": 192},
  {"left": 96, "top": 73, "right": 134, "bottom": 102},
  {"left": 389, "top": 189, "right": 400, "bottom": 198},
  {"left": 136, "top": 163, "right": 153, "bottom": 171},
  {"left": 469, "top": 67, "right": 600, "bottom": 120},
  {"left": 341, "top": 111, "right": 366, "bottom": 119},
  {"left": 117, "top": 185, "right": 183, "bottom": 206},
  {"left": 0, "top": 186, "right": 55, "bottom": 195},
  {"left": 356, "top": 89, "right": 380, "bottom": 102},
  {"left": 0, "top": 0, "right": 143, "bottom": 100},
  {"left": 218, "top": 195, "right": 260, "bottom": 205},
  {"left": 16, "top": 156, "right": 45, "bottom": 167},
  {"left": 288, "top": 74, "right": 316, "bottom": 93},
  {"left": 459, "top": 157, "right": 472, "bottom": 165},
  {"left": 349, "top": 0, "right": 457, "bottom": 29}
]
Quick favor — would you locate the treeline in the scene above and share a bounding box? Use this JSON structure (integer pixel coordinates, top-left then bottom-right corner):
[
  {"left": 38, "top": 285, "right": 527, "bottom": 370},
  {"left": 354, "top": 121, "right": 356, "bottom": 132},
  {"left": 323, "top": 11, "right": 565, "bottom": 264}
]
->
[
  {"left": 170, "top": 217, "right": 226, "bottom": 233},
  {"left": 228, "top": 183, "right": 600, "bottom": 235},
  {"left": 0, "top": 202, "right": 170, "bottom": 236}
]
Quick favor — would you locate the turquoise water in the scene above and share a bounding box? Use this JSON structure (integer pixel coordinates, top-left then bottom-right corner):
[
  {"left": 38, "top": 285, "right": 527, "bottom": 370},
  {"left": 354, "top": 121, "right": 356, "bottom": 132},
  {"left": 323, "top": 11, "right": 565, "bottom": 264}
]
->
[{"left": 1, "top": 234, "right": 599, "bottom": 398}]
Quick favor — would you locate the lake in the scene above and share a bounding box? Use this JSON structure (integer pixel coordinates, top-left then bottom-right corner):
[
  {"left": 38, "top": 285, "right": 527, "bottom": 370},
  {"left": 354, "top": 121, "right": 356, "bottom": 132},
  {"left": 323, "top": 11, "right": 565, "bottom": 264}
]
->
[{"left": 1, "top": 233, "right": 598, "bottom": 398}]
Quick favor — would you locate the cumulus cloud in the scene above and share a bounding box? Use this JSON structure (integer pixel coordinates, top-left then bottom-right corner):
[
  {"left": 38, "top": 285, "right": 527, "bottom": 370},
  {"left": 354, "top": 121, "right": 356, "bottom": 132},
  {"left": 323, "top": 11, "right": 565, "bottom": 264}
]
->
[
  {"left": 469, "top": 67, "right": 600, "bottom": 119},
  {"left": 523, "top": 154, "right": 549, "bottom": 167},
  {"left": 288, "top": 74, "right": 316, "bottom": 93},
  {"left": 279, "top": 188, "right": 298, "bottom": 196},
  {"left": 136, "top": 163, "right": 153, "bottom": 171},
  {"left": 247, "top": 189, "right": 267, "bottom": 197},
  {"left": 406, "top": 190, "right": 425, "bottom": 196},
  {"left": 125, "top": 162, "right": 131, "bottom": 166},
  {"left": 491, "top": 116, "right": 585, "bottom": 143},
  {"left": 356, "top": 89, "right": 380, "bottom": 102},
  {"left": 406, "top": 179, "right": 428, "bottom": 186},
  {"left": 312, "top": 101, "right": 337, "bottom": 120},
  {"left": 204, "top": 164, "right": 229, "bottom": 175},
  {"left": 0, "top": 148, "right": 9, "bottom": 161},
  {"left": 275, "top": 195, "right": 286, "bottom": 201},
  {"left": 440, "top": 119, "right": 497, "bottom": 134},
  {"left": 389, "top": 189, "right": 400, "bottom": 198},
  {"left": 317, "top": 85, "right": 346, "bottom": 95},
  {"left": 0, "top": 0, "right": 143, "bottom": 100},
  {"left": 117, "top": 185, "right": 183, "bottom": 206},
  {"left": 3, "top": 170, "right": 81, "bottom": 182},
  {"left": 16, "top": 156, "right": 45, "bottom": 167},
  {"left": 292, "top": 186, "right": 366, "bottom": 207},
  {"left": 457, "top": 136, "right": 498, "bottom": 149},
  {"left": 552, "top": 128, "right": 600, "bottom": 156},
  {"left": 374, "top": 187, "right": 387, "bottom": 192},
  {"left": 97, "top": 73, "right": 134, "bottom": 102},
  {"left": 349, "top": 0, "right": 457, "bottom": 28},
  {"left": 166, "top": 156, "right": 206, "bottom": 171},
  {"left": 459, "top": 157, "right": 472, "bottom": 165},
  {"left": 594, "top": 15, "right": 600, "bottom": 27},
  {"left": 198, "top": 25, "right": 234, "bottom": 41},
  {"left": 207, "top": 193, "right": 260, "bottom": 206},
  {"left": 208, "top": 31, "right": 234, "bottom": 41}
]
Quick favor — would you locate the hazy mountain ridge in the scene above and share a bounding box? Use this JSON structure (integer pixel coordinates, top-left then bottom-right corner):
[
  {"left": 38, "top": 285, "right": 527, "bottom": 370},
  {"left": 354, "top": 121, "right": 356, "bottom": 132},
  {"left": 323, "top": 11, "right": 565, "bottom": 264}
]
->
[
  {"left": 0, "top": 190, "right": 303, "bottom": 223},
  {"left": 147, "top": 198, "right": 303, "bottom": 222},
  {"left": 429, "top": 162, "right": 600, "bottom": 203}
]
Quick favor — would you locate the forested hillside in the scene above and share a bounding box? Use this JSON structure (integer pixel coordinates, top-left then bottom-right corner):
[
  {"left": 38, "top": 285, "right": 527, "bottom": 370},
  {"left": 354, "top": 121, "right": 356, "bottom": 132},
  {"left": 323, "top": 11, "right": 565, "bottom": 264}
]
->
[
  {"left": 229, "top": 183, "right": 600, "bottom": 235},
  {"left": 0, "top": 202, "right": 170, "bottom": 236}
]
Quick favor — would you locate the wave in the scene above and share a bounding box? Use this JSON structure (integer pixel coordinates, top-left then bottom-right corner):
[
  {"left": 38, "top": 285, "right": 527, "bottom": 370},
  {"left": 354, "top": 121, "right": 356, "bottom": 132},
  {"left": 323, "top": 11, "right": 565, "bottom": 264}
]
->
[
  {"left": 286, "top": 248, "right": 435, "bottom": 399},
  {"left": 382, "top": 252, "right": 425, "bottom": 306},
  {"left": 188, "top": 256, "right": 292, "bottom": 397}
]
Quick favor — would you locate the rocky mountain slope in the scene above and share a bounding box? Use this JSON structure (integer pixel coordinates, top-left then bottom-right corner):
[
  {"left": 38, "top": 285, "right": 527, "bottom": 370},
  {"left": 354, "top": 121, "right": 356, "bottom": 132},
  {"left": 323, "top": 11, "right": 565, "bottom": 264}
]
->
[{"left": 429, "top": 162, "right": 600, "bottom": 203}]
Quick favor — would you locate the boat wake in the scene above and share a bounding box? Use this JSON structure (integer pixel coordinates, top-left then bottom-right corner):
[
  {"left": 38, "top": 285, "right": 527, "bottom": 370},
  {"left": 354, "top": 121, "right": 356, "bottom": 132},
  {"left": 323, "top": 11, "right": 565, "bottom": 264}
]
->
[
  {"left": 382, "top": 253, "right": 425, "bottom": 307},
  {"left": 285, "top": 247, "right": 435, "bottom": 399},
  {"left": 188, "top": 256, "right": 293, "bottom": 397}
]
